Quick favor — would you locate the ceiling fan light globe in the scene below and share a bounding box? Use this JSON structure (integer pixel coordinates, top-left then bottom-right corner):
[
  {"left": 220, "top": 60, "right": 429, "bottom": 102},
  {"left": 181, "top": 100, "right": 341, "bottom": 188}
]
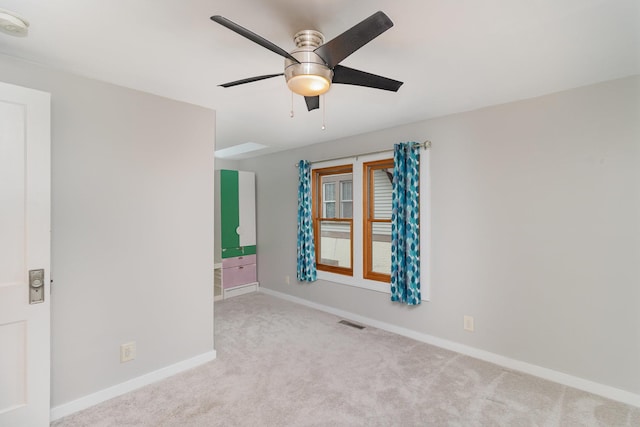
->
[{"left": 287, "top": 75, "right": 331, "bottom": 96}]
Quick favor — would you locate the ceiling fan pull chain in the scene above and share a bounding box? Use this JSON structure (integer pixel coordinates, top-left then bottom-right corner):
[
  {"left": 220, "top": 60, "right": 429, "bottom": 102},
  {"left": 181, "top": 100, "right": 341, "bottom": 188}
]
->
[
  {"left": 321, "top": 94, "right": 326, "bottom": 130},
  {"left": 290, "top": 90, "right": 294, "bottom": 118}
]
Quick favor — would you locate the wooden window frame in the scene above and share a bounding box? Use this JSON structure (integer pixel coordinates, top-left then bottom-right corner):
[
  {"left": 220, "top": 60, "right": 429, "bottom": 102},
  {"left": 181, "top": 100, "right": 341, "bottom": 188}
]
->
[
  {"left": 312, "top": 164, "right": 354, "bottom": 276},
  {"left": 363, "top": 159, "right": 393, "bottom": 283}
]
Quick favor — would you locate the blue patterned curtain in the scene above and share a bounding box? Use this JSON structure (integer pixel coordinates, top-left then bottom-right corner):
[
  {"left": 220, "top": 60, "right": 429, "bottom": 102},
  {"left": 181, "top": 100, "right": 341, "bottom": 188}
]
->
[
  {"left": 391, "top": 142, "right": 421, "bottom": 305},
  {"left": 297, "top": 160, "right": 317, "bottom": 282}
]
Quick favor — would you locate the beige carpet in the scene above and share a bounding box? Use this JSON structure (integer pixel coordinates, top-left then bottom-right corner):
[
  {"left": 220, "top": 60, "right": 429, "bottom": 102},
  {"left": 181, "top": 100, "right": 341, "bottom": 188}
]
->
[{"left": 53, "top": 292, "right": 639, "bottom": 426}]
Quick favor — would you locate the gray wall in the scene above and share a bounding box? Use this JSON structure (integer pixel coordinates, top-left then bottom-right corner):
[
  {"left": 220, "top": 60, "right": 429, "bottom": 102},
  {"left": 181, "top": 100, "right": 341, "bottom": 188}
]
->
[
  {"left": 0, "top": 54, "right": 216, "bottom": 406},
  {"left": 214, "top": 158, "right": 240, "bottom": 171},
  {"left": 240, "top": 76, "right": 640, "bottom": 395}
]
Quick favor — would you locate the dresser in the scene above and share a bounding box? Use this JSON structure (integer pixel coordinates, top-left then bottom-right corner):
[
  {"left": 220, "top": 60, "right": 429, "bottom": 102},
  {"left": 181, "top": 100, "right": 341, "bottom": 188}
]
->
[{"left": 215, "top": 170, "right": 258, "bottom": 299}]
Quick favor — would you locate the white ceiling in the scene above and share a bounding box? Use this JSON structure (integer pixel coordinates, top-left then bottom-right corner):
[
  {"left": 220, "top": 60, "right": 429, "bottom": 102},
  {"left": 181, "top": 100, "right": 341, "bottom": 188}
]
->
[{"left": 0, "top": 0, "right": 638, "bottom": 158}]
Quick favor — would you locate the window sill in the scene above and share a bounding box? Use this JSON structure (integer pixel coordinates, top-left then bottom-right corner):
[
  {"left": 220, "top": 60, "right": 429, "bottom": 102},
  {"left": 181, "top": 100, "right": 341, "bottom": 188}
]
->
[{"left": 317, "top": 270, "right": 390, "bottom": 294}]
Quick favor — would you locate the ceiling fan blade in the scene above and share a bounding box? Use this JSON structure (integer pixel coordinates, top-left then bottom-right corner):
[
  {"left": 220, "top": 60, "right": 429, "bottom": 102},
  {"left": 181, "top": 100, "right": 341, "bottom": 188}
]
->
[
  {"left": 211, "top": 15, "right": 299, "bottom": 64},
  {"left": 332, "top": 65, "right": 403, "bottom": 92},
  {"left": 219, "top": 73, "right": 284, "bottom": 88},
  {"left": 305, "top": 96, "right": 320, "bottom": 111},
  {"left": 314, "top": 11, "right": 393, "bottom": 68}
]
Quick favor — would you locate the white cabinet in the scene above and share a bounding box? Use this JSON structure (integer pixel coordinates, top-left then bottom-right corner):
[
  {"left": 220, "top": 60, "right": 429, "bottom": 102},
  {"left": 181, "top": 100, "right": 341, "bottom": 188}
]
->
[{"left": 214, "top": 170, "right": 258, "bottom": 299}]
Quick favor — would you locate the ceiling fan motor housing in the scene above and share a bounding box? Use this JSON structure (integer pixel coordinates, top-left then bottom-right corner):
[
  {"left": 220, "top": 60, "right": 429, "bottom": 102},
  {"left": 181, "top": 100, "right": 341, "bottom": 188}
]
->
[{"left": 285, "top": 30, "right": 333, "bottom": 96}]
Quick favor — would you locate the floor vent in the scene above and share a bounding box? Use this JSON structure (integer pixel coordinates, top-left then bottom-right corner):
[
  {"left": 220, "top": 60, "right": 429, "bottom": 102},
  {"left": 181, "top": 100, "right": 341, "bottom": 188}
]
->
[{"left": 338, "top": 320, "right": 365, "bottom": 330}]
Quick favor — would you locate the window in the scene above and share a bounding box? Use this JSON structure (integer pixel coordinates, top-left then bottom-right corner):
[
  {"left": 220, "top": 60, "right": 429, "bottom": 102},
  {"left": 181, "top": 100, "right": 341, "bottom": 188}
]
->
[
  {"left": 363, "top": 159, "right": 394, "bottom": 282},
  {"left": 341, "top": 181, "right": 353, "bottom": 218},
  {"left": 321, "top": 173, "right": 352, "bottom": 219},
  {"left": 310, "top": 149, "right": 430, "bottom": 296},
  {"left": 313, "top": 161, "right": 393, "bottom": 283},
  {"left": 313, "top": 165, "right": 353, "bottom": 275}
]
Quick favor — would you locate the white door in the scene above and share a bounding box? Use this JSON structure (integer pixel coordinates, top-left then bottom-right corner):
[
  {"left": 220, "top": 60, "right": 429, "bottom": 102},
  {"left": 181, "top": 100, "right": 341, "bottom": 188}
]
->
[{"left": 0, "top": 82, "right": 51, "bottom": 426}]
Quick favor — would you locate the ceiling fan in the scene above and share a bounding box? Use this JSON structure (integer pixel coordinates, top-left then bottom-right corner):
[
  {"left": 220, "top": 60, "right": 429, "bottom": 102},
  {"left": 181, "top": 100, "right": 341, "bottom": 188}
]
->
[{"left": 210, "top": 11, "right": 403, "bottom": 112}]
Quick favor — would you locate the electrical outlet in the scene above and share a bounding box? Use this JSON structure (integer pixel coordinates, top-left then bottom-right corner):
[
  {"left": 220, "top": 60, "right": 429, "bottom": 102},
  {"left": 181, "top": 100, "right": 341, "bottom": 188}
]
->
[
  {"left": 120, "top": 342, "right": 136, "bottom": 363},
  {"left": 463, "top": 316, "right": 474, "bottom": 332},
  {"left": 285, "top": 275, "right": 290, "bottom": 285}
]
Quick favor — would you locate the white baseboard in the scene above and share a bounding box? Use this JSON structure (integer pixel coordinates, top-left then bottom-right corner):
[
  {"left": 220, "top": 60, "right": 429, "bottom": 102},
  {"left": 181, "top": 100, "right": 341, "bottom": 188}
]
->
[
  {"left": 259, "top": 287, "right": 640, "bottom": 408},
  {"left": 50, "top": 350, "right": 217, "bottom": 421}
]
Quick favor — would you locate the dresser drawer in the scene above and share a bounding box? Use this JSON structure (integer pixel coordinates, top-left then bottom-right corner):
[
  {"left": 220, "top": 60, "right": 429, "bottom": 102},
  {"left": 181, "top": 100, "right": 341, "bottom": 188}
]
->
[
  {"left": 222, "top": 254, "right": 256, "bottom": 268},
  {"left": 222, "top": 263, "right": 257, "bottom": 289},
  {"left": 221, "top": 245, "right": 256, "bottom": 259}
]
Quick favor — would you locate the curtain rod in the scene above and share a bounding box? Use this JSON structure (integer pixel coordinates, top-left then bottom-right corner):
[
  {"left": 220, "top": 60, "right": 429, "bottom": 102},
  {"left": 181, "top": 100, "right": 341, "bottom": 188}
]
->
[{"left": 294, "top": 140, "right": 431, "bottom": 167}]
